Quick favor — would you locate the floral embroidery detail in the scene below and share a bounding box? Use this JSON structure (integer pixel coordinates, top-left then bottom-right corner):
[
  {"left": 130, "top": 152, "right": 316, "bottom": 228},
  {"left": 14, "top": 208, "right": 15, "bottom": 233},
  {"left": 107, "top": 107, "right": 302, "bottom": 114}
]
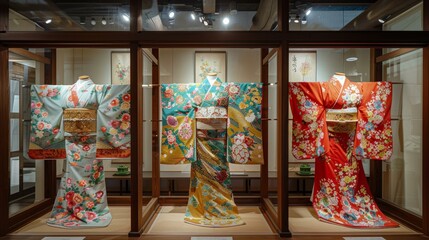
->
[{"left": 342, "top": 84, "right": 362, "bottom": 107}]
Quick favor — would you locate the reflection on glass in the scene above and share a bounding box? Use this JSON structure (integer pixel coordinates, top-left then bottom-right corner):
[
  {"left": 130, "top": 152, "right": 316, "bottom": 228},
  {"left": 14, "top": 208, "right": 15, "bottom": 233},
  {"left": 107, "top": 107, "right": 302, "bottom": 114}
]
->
[
  {"left": 10, "top": 80, "right": 20, "bottom": 113},
  {"left": 289, "top": 0, "right": 422, "bottom": 31},
  {"left": 10, "top": 119, "right": 20, "bottom": 152},
  {"left": 382, "top": 49, "right": 422, "bottom": 216},
  {"left": 143, "top": 0, "right": 278, "bottom": 31},
  {"left": 9, "top": 1, "right": 130, "bottom": 31},
  {"left": 143, "top": 50, "right": 154, "bottom": 196},
  {"left": 267, "top": 53, "right": 277, "bottom": 206},
  {"left": 10, "top": 157, "right": 20, "bottom": 195}
]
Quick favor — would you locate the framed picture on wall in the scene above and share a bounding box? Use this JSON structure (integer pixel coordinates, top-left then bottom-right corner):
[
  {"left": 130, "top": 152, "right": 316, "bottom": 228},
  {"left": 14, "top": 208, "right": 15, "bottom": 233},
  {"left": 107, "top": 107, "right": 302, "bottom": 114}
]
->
[
  {"left": 289, "top": 51, "right": 317, "bottom": 82},
  {"left": 111, "top": 52, "right": 130, "bottom": 85},
  {"left": 195, "top": 51, "right": 227, "bottom": 83}
]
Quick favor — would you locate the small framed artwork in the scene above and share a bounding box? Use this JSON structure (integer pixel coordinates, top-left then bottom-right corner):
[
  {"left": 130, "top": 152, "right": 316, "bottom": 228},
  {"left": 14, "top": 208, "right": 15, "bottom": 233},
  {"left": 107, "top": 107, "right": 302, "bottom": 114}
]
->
[
  {"left": 111, "top": 51, "right": 130, "bottom": 85},
  {"left": 195, "top": 51, "right": 227, "bottom": 83},
  {"left": 289, "top": 51, "right": 317, "bottom": 82}
]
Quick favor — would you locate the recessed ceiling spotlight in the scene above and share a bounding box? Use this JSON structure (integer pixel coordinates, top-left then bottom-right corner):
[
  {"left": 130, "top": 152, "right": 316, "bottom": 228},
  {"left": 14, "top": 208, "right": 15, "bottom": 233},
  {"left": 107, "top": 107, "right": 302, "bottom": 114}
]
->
[
  {"left": 79, "top": 16, "right": 86, "bottom": 25},
  {"left": 91, "top": 18, "right": 96, "bottom": 25},
  {"left": 203, "top": 20, "right": 208, "bottom": 26},
  {"left": 346, "top": 57, "right": 358, "bottom": 62},
  {"left": 301, "top": 16, "right": 307, "bottom": 24},
  {"left": 223, "top": 17, "right": 230, "bottom": 25},
  {"left": 305, "top": 7, "right": 312, "bottom": 16},
  {"left": 378, "top": 14, "right": 391, "bottom": 24},
  {"left": 101, "top": 17, "right": 107, "bottom": 25},
  {"left": 122, "top": 14, "right": 130, "bottom": 22},
  {"left": 45, "top": 19, "right": 52, "bottom": 24},
  {"left": 168, "top": 10, "right": 175, "bottom": 19}
]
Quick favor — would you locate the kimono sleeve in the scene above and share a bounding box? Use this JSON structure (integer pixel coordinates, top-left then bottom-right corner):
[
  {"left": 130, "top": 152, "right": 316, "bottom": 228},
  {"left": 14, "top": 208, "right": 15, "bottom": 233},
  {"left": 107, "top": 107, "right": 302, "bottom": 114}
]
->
[
  {"left": 28, "top": 85, "right": 67, "bottom": 159},
  {"left": 227, "top": 83, "right": 264, "bottom": 164},
  {"left": 355, "top": 82, "right": 393, "bottom": 160},
  {"left": 161, "top": 83, "right": 196, "bottom": 164},
  {"left": 289, "top": 82, "right": 328, "bottom": 160},
  {"left": 96, "top": 85, "right": 131, "bottom": 158}
]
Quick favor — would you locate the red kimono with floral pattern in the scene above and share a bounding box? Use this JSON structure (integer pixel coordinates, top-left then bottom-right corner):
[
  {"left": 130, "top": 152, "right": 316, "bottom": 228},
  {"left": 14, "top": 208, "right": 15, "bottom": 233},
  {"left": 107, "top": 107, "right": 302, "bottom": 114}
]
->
[{"left": 289, "top": 77, "right": 398, "bottom": 228}]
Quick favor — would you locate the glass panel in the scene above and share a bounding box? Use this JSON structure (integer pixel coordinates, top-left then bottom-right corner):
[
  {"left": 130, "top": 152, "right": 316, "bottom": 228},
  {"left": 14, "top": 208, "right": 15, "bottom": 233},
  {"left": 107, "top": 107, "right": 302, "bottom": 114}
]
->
[
  {"left": 143, "top": 0, "right": 278, "bottom": 31},
  {"left": 143, "top": 49, "right": 153, "bottom": 196},
  {"left": 289, "top": 0, "right": 423, "bottom": 31},
  {"left": 10, "top": 119, "right": 20, "bottom": 152},
  {"left": 382, "top": 49, "right": 423, "bottom": 216},
  {"left": 267, "top": 53, "right": 277, "bottom": 207},
  {"left": 9, "top": 49, "right": 47, "bottom": 217},
  {"left": 10, "top": 80, "right": 20, "bottom": 113},
  {"left": 9, "top": 0, "right": 130, "bottom": 31}
]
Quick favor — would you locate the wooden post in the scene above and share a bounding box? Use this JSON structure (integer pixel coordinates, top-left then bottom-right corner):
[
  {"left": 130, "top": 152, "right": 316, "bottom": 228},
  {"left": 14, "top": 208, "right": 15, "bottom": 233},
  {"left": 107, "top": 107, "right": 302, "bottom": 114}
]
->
[
  {"left": 260, "top": 48, "right": 269, "bottom": 199},
  {"left": 152, "top": 48, "right": 160, "bottom": 198},
  {"left": 277, "top": 44, "right": 291, "bottom": 237},
  {"left": 0, "top": 0, "right": 8, "bottom": 32},
  {"left": 0, "top": 47, "right": 10, "bottom": 236},
  {"left": 129, "top": 44, "right": 144, "bottom": 237}
]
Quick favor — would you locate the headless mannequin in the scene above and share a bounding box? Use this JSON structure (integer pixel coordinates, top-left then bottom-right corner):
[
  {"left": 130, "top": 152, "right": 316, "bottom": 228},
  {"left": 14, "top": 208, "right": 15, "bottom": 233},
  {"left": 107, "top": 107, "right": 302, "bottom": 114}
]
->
[
  {"left": 207, "top": 72, "right": 218, "bottom": 84},
  {"left": 78, "top": 75, "right": 90, "bottom": 81},
  {"left": 332, "top": 72, "right": 346, "bottom": 87}
]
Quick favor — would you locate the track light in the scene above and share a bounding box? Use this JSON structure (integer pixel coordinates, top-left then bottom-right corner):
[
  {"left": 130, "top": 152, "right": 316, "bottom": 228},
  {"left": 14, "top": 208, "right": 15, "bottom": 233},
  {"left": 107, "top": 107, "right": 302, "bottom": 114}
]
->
[
  {"left": 45, "top": 19, "right": 52, "bottom": 24},
  {"left": 301, "top": 16, "right": 307, "bottom": 24},
  {"left": 80, "top": 16, "right": 86, "bottom": 25},
  {"left": 91, "top": 18, "right": 96, "bottom": 25},
  {"left": 378, "top": 14, "right": 391, "bottom": 24},
  {"left": 305, "top": 7, "right": 312, "bottom": 16},
  {"left": 101, "top": 17, "right": 107, "bottom": 25},
  {"left": 191, "top": 13, "right": 196, "bottom": 20}
]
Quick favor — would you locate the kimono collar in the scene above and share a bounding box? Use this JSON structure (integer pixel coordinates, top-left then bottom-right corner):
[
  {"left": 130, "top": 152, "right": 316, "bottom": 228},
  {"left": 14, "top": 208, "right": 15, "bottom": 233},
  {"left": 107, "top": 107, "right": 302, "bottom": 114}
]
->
[
  {"left": 328, "top": 76, "right": 351, "bottom": 108},
  {"left": 201, "top": 77, "right": 223, "bottom": 87}
]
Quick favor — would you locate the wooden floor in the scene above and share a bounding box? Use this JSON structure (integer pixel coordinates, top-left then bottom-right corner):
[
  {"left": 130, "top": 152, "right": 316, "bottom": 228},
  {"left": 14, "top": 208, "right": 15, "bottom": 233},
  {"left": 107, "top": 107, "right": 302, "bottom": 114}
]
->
[{"left": 1, "top": 235, "right": 428, "bottom": 239}]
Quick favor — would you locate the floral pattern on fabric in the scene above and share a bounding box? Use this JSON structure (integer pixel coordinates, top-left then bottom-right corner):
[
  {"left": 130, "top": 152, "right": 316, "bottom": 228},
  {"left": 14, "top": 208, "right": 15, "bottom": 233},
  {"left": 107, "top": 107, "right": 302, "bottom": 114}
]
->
[
  {"left": 29, "top": 79, "right": 130, "bottom": 228},
  {"left": 161, "top": 77, "right": 263, "bottom": 227},
  {"left": 289, "top": 78, "right": 398, "bottom": 228},
  {"left": 160, "top": 78, "right": 264, "bottom": 165}
]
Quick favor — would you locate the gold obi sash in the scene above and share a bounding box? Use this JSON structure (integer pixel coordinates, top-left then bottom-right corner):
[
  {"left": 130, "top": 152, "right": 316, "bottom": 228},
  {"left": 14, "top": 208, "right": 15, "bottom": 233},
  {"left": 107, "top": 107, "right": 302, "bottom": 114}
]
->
[
  {"left": 326, "top": 108, "right": 357, "bottom": 133},
  {"left": 63, "top": 108, "right": 97, "bottom": 133}
]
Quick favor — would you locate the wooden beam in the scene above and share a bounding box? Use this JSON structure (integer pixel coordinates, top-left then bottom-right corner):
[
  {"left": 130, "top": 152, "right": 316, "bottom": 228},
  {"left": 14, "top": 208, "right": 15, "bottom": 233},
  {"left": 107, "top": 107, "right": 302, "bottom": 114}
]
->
[
  {"left": 262, "top": 198, "right": 279, "bottom": 232},
  {"left": 261, "top": 48, "right": 269, "bottom": 199},
  {"left": 7, "top": 199, "right": 52, "bottom": 233},
  {"left": 151, "top": 48, "right": 160, "bottom": 198},
  {"left": 129, "top": 44, "right": 144, "bottom": 237},
  {"left": 376, "top": 48, "right": 419, "bottom": 63},
  {"left": 277, "top": 44, "right": 291, "bottom": 237},
  {"left": 143, "top": 48, "right": 159, "bottom": 65},
  {"left": 423, "top": 46, "right": 429, "bottom": 236},
  {"left": 9, "top": 48, "right": 51, "bottom": 64},
  {"left": 0, "top": 47, "right": 9, "bottom": 237},
  {"left": 263, "top": 48, "right": 278, "bottom": 65}
]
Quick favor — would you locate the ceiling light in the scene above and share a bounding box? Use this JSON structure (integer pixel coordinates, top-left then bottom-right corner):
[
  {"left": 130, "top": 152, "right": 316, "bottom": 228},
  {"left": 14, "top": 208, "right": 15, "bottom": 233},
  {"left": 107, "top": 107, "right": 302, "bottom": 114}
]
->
[
  {"left": 109, "top": 18, "right": 114, "bottom": 24},
  {"left": 203, "top": 20, "right": 208, "bottom": 26},
  {"left": 378, "top": 18, "right": 385, "bottom": 24},
  {"left": 222, "top": 17, "right": 230, "bottom": 25},
  {"left": 199, "top": 16, "right": 203, "bottom": 23},
  {"left": 91, "top": 18, "right": 96, "bottom": 25},
  {"left": 305, "top": 7, "right": 312, "bottom": 16},
  {"left": 289, "top": 16, "right": 291, "bottom": 23},
  {"left": 101, "top": 17, "right": 107, "bottom": 25},
  {"left": 122, "top": 14, "right": 130, "bottom": 22},
  {"left": 45, "top": 19, "right": 52, "bottom": 24},
  {"left": 294, "top": 15, "right": 299, "bottom": 23},
  {"left": 346, "top": 57, "right": 358, "bottom": 62},
  {"left": 168, "top": 10, "right": 175, "bottom": 19},
  {"left": 79, "top": 16, "right": 86, "bottom": 25},
  {"left": 301, "top": 16, "right": 307, "bottom": 24},
  {"left": 191, "top": 13, "right": 196, "bottom": 20}
]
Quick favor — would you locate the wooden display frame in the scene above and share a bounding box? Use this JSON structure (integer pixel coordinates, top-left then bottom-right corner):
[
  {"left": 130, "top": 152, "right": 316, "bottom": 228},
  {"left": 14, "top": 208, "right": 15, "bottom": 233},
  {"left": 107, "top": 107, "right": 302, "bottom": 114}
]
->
[{"left": 0, "top": 0, "right": 428, "bottom": 238}]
